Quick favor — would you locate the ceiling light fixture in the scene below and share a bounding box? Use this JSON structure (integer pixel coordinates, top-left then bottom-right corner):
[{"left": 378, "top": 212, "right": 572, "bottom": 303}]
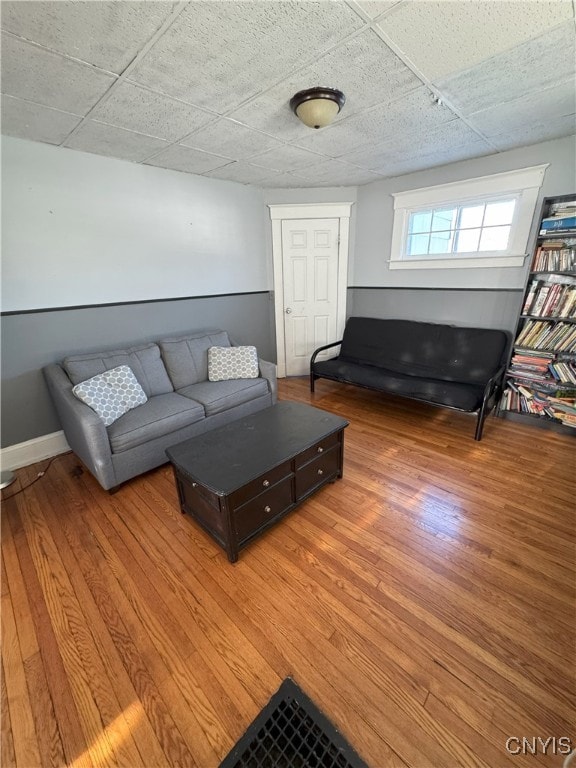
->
[{"left": 290, "top": 87, "right": 346, "bottom": 129}]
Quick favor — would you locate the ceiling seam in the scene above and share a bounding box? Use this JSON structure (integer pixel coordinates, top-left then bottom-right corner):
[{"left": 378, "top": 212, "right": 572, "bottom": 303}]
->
[{"left": 56, "top": 0, "right": 190, "bottom": 148}]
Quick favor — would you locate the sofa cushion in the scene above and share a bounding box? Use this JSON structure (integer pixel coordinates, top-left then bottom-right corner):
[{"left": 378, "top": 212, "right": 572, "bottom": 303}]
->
[
  {"left": 339, "top": 317, "right": 508, "bottom": 385},
  {"left": 313, "top": 359, "right": 484, "bottom": 411},
  {"left": 107, "top": 392, "right": 205, "bottom": 453},
  {"left": 64, "top": 343, "right": 173, "bottom": 397},
  {"left": 159, "top": 331, "right": 230, "bottom": 389},
  {"left": 72, "top": 365, "right": 148, "bottom": 426},
  {"left": 178, "top": 377, "right": 269, "bottom": 416},
  {"left": 208, "top": 345, "right": 259, "bottom": 381}
]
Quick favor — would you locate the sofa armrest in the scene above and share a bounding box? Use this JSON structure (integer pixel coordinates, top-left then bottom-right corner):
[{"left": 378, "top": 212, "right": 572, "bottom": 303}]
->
[
  {"left": 43, "top": 364, "right": 117, "bottom": 490},
  {"left": 310, "top": 340, "right": 343, "bottom": 367},
  {"left": 258, "top": 358, "right": 278, "bottom": 403}
]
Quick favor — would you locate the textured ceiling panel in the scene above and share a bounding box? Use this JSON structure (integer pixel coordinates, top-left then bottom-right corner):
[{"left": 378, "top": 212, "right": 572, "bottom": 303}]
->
[
  {"left": 293, "top": 86, "right": 458, "bottom": 158},
  {"left": 228, "top": 28, "right": 420, "bottom": 141},
  {"left": 249, "top": 143, "right": 326, "bottom": 172},
  {"left": 91, "top": 83, "right": 214, "bottom": 142},
  {"left": 378, "top": 0, "right": 574, "bottom": 80},
  {"left": 435, "top": 21, "right": 576, "bottom": 115},
  {"left": 182, "top": 119, "right": 285, "bottom": 160},
  {"left": 467, "top": 79, "right": 576, "bottom": 138},
  {"left": 1, "top": 0, "right": 574, "bottom": 188},
  {"left": 485, "top": 114, "right": 576, "bottom": 152},
  {"left": 355, "top": 1, "right": 403, "bottom": 20},
  {"left": 0, "top": 1, "right": 176, "bottom": 74},
  {"left": 203, "top": 161, "right": 281, "bottom": 185},
  {"left": 1, "top": 33, "right": 116, "bottom": 114},
  {"left": 65, "top": 121, "right": 169, "bottom": 162},
  {"left": 129, "top": 1, "right": 363, "bottom": 112},
  {"left": 1, "top": 95, "right": 82, "bottom": 145},
  {"left": 144, "top": 144, "right": 231, "bottom": 174},
  {"left": 291, "top": 160, "right": 384, "bottom": 186},
  {"left": 343, "top": 119, "right": 491, "bottom": 170}
]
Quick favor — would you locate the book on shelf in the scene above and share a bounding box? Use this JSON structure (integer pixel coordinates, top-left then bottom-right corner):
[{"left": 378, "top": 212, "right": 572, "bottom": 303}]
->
[{"left": 540, "top": 215, "right": 576, "bottom": 232}]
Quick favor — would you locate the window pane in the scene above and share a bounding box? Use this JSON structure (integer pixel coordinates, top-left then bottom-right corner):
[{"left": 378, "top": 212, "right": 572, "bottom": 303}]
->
[
  {"left": 459, "top": 204, "right": 484, "bottom": 229},
  {"left": 409, "top": 211, "right": 432, "bottom": 234},
  {"left": 429, "top": 231, "right": 453, "bottom": 254},
  {"left": 406, "top": 233, "right": 430, "bottom": 256},
  {"left": 431, "top": 208, "right": 456, "bottom": 232},
  {"left": 455, "top": 228, "right": 480, "bottom": 252},
  {"left": 484, "top": 199, "right": 515, "bottom": 226},
  {"left": 479, "top": 225, "right": 511, "bottom": 251}
]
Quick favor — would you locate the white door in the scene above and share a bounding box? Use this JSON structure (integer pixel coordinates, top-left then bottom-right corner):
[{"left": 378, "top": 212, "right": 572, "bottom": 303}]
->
[{"left": 281, "top": 218, "right": 340, "bottom": 376}]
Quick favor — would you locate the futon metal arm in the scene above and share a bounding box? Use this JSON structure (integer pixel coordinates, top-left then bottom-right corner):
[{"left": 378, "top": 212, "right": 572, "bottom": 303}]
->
[{"left": 310, "top": 340, "right": 342, "bottom": 392}]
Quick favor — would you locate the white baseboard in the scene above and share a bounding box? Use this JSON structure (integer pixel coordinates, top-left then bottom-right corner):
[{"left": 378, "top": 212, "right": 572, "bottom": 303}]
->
[{"left": 1, "top": 431, "right": 70, "bottom": 471}]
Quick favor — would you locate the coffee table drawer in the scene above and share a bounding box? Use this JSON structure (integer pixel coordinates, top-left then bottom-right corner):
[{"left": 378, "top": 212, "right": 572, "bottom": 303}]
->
[
  {"left": 234, "top": 477, "right": 294, "bottom": 541},
  {"left": 229, "top": 460, "right": 292, "bottom": 509},
  {"left": 295, "top": 446, "right": 340, "bottom": 498},
  {"left": 295, "top": 431, "right": 341, "bottom": 469}
]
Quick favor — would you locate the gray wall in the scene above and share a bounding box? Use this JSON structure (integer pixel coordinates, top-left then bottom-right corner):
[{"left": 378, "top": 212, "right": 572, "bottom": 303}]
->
[
  {"left": 347, "top": 135, "right": 575, "bottom": 331},
  {"left": 1, "top": 136, "right": 275, "bottom": 447},
  {"left": 2, "top": 133, "right": 575, "bottom": 449},
  {"left": 1, "top": 293, "right": 274, "bottom": 446},
  {"left": 2, "top": 136, "right": 270, "bottom": 311}
]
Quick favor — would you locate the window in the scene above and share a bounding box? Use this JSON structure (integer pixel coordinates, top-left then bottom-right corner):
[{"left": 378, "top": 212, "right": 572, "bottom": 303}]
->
[{"left": 390, "top": 165, "right": 548, "bottom": 270}]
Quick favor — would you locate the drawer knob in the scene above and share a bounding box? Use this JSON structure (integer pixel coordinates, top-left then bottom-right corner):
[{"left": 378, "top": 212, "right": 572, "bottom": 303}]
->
[
  {"left": 192, "top": 482, "right": 198, "bottom": 487},
  {"left": 317, "top": 446, "right": 324, "bottom": 453},
  {"left": 317, "top": 469, "right": 324, "bottom": 476},
  {"left": 264, "top": 505, "right": 271, "bottom": 513},
  {"left": 262, "top": 479, "right": 270, "bottom": 487}
]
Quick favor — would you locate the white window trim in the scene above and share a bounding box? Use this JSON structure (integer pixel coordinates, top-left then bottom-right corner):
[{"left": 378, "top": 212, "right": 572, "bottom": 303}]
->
[{"left": 389, "top": 164, "right": 548, "bottom": 270}]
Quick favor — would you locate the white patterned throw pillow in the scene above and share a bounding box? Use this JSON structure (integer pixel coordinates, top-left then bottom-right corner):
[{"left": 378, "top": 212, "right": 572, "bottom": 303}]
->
[
  {"left": 72, "top": 365, "right": 147, "bottom": 426},
  {"left": 208, "top": 346, "right": 259, "bottom": 382}
]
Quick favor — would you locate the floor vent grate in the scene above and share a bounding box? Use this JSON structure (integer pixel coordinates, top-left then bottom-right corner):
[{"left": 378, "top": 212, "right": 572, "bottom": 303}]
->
[{"left": 220, "top": 677, "right": 368, "bottom": 768}]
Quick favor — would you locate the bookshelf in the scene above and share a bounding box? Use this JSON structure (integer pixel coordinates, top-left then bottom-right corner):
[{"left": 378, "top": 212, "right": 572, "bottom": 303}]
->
[{"left": 500, "top": 194, "right": 576, "bottom": 432}]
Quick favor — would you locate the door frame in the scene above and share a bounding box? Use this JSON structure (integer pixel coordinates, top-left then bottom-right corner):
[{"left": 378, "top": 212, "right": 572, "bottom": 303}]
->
[{"left": 269, "top": 202, "right": 353, "bottom": 378}]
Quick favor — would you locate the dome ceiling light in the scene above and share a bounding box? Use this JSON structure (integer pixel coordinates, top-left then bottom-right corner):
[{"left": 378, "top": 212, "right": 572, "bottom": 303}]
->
[{"left": 289, "top": 87, "right": 346, "bottom": 129}]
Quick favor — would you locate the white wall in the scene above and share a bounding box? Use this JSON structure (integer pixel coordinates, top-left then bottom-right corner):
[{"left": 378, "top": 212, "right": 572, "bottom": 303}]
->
[
  {"left": 1, "top": 136, "right": 269, "bottom": 312},
  {"left": 353, "top": 135, "right": 576, "bottom": 289}
]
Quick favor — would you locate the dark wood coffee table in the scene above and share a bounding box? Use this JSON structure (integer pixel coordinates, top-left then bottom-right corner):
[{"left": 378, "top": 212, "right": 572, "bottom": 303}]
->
[{"left": 166, "top": 401, "right": 348, "bottom": 562}]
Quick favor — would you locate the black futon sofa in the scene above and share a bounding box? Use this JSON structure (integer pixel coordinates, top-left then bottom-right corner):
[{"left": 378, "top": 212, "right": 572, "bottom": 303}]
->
[{"left": 310, "top": 317, "right": 510, "bottom": 440}]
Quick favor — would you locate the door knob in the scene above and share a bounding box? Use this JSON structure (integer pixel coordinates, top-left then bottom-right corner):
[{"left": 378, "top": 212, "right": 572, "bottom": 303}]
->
[{"left": 285, "top": 308, "right": 292, "bottom": 314}]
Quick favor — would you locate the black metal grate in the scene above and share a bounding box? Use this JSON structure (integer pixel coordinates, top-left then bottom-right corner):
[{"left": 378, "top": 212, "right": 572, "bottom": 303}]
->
[{"left": 220, "top": 678, "right": 368, "bottom": 768}]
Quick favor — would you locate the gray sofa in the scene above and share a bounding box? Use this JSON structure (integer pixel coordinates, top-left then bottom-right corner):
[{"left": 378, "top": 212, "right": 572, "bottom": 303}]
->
[{"left": 44, "top": 330, "right": 277, "bottom": 491}]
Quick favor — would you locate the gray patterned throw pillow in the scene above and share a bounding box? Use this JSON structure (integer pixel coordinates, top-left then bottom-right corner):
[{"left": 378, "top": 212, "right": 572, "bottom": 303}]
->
[
  {"left": 208, "top": 346, "right": 259, "bottom": 381},
  {"left": 72, "top": 365, "right": 148, "bottom": 426}
]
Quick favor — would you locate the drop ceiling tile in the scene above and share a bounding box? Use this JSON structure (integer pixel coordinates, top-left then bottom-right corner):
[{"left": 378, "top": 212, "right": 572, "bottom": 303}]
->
[
  {"left": 355, "top": 1, "right": 404, "bottom": 20},
  {"left": 435, "top": 21, "right": 576, "bottom": 116},
  {"left": 342, "top": 118, "right": 489, "bottom": 169},
  {"left": 1, "top": 33, "right": 116, "bottom": 115},
  {"left": 203, "top": 162, "right": 281, "bottom": 185},
  {"left": 229, "top": 29, "right": 420, "bottom": 140},
  {"left": 250, "top": 144, "right": 325, "bottom": 172},
  {"left": 291, "top": 160, "right": 383, "bottom": 186},
  {"left": 1, "top": 94, "right": 82, "bottom": 145},
  {"left": 182, "top": 119, "right": 285, "bottom": 160},
  {"left": 373, "top": 140, "right": 494, "bottom": 178},
  {"left": 467, "top": 79, "right": 576, "bottom": 138},
  {"left": 65, "top": 120, "right": 169, "bottom": 162},
  {"left": 377, "top": 0, "right": 574, "bottom": 80},
  {"left": 292, "top": 86, "right": 457, "bottom": 158},
  {"left": 144, "top": 144, "right": 231, "bottom": 175},
  {"left": 91, "top": 83, "right": 214, "bottom": 142},
  {"left": 485, "top": 115, "right": 576, "bottom": 152},
  {"left": 0, "top": 1, "right": 175, "bottom": 74},
  {"left": 130, "top": 1, "right": 363, "bottom": 113}
]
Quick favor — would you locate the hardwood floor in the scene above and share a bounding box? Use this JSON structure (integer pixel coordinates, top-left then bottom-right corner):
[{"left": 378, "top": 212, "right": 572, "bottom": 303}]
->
[{"left": 2, "top": 378, "right": 574, "bottom": 767}]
